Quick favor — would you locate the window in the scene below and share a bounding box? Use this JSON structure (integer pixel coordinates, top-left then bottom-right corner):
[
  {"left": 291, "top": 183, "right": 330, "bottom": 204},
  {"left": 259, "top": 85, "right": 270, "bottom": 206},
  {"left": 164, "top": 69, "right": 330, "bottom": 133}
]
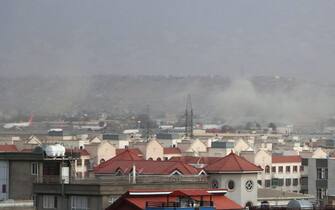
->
[
  {"left": 71, "top": 196, "right": 88, "bottom": 210},
  {"left": 317, "top": 168, "right": 328, "bottom": 180},
  {"left": 293, "top": 178, "right": 299, "bottom": 186},
  {"left": 265, "top": 180, "right": 271, "bottom": 188},
  {"left": 278, "top": 166, "right": 283, "bottom": 173},
  {"left": 257, "top": 180, "right": 262, "bottom": 186},
  {"left": 278, "top": 179, "right": 284, "bottom": 186},
  {"left": 228, "top": 180, "right": 235, "bottom": 191},
  {"left": 286, "top": 166, "right": 291, "bottom": 173},
  {"left": 272, "top": 166, "right": 276, "bottom": 173},
  {"left": 84, "top": 160, "right": 90, "bottom": 166},
  {"left": 31, "top": 162, "right": 38, "bottom": 175},
  {"left": 77, "top": 159, "right": 82, "bottom": 167},
  {"left": 2, "top": 184, "right": 6, "bottom": 193},
  {"left": 271, "top": 178, "right": 278, "bottom": 186},
  {"left": 317, "top": 188, "right": 327, "bottom": 200},
  {"left": 245, "top": 180, "right": 253, "bottom": 191},
  {"left": 300, "top": 165, "right": 304, "bottom": 172},
  {"left": 293, "top": 166, "right": 298, "bottom": 172},
  {"left": 265, "top": 165, "right": 270, "bottom": 173},
  {"left": 285, "top": 178, "right": 291, "bottom": 186},
  {"left": 43, "top": 195, "right": 57, "bottom": 209}
]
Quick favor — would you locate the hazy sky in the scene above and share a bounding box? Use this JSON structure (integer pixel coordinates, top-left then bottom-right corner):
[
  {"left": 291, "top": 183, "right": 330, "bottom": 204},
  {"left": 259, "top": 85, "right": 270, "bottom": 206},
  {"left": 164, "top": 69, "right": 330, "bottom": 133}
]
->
[{"left": 1, "top": 0, "right": 335, "bottom": 80}]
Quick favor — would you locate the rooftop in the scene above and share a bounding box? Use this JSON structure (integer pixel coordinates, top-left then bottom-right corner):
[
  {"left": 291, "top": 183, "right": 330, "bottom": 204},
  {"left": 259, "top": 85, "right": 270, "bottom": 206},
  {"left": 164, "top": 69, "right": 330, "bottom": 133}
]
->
[
  {"left": 0, "top": 144, "right": 18, "bottom": 152},
  {"left": 272, "top": 155, "right": 302, "bottom": 163},
  {"left": 163, "top": 147, "right": 181, "bottom": 155},
  {"left": 205, "top": 152, "right": 263, "bottom": 173},
  {"left": 106, "top": 188, "right": 242, "bottom": 210}
]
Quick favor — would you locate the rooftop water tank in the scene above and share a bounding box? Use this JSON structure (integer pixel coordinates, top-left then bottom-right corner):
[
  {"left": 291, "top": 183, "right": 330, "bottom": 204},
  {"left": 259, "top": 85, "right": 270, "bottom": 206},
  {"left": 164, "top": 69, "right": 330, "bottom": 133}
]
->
[{"left": 44, "top": 144, "right": 65, "bottom": 157}]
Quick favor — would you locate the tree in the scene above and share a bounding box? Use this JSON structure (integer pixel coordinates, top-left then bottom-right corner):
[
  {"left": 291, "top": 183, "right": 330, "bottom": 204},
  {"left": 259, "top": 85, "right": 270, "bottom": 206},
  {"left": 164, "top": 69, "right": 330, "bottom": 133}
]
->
[{"left": 268, "top": 122, "right": 277, "bottom": 132}]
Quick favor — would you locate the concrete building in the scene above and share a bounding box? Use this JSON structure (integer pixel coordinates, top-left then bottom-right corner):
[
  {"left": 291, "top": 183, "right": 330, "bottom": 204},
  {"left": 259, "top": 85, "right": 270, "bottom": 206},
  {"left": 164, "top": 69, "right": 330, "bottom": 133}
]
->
[
  {"left": 156, "top": 133, "right": 182, "bottom": 148},
  {"left": 102, "top": 133, "right": 129, "bottom": 149},
  {"left": 131, "top": 139, "right": 164, "bottom": 160},
  {"left": 0, "top": 147, "right": 79, "bottom": 203},
  {"left": 271, "top": 155, "right": 302, "bottom": 193},
  {"left": 85, "top": 141, "right": 116, "bottom": 167},
  {"left": 205, "top": 152, "right": 262, "bottom": 207},
  {"left": 178, "top": 139, "right": 207, "bottom": 155},
  {"left": 301, "top": 157, "right": 335, "bottom": 205}
]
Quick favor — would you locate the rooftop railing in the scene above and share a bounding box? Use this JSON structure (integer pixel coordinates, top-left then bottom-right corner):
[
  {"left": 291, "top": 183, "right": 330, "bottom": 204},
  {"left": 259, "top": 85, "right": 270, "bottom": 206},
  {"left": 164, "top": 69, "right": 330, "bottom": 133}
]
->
[{"left": 34, "top": 175, "right": 208, "bottom": 185}]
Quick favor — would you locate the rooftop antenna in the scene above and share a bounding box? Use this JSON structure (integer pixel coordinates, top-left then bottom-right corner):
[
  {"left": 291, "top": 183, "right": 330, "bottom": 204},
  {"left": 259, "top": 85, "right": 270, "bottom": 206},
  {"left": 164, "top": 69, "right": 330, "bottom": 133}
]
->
[{"left": 185, "top": 94, "right": 194, "bottom": 139}]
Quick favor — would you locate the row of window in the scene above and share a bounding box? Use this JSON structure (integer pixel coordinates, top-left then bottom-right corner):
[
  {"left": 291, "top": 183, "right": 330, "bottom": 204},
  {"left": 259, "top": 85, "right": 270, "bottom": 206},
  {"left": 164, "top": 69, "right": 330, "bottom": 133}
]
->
[
  {"left": 258, "top": 178, "right": 299, "bottom": 187},
  {"left": 264, "top": 165, "right": 303, "bottom": 174},
  {"left": 43, "top": 195, "right": 88, "bottom": 209}
]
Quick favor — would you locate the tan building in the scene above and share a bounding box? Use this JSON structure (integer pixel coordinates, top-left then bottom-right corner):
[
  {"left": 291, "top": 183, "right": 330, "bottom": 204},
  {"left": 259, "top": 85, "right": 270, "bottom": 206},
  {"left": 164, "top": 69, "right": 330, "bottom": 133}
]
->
[
  {"left": 85, "top": 141, "right": 116, "bottom": 167},
  {"left": 178, "top": 139, "right": 207, "bottom": 155},
  {"left": 131, "top": 139, "right": 164, "bottom": 160}
]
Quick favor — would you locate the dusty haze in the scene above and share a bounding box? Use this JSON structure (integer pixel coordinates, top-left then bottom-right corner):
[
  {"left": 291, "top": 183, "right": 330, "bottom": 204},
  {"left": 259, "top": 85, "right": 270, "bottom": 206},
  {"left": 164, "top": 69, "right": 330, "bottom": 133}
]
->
[{"left": 1, "top": 1, "right": 335, "bottom": 123}]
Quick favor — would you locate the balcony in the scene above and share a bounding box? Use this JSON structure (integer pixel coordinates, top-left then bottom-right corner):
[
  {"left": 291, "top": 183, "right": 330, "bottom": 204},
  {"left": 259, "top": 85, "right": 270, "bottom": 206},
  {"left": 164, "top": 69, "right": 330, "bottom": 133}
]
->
[{"left": 146, "top": 201, "right": 215, "bottom": 210}]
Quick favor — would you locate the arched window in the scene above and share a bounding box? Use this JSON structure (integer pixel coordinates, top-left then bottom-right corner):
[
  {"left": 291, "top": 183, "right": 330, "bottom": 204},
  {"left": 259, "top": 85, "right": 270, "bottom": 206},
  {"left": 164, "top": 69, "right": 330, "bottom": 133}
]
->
[
  {"left": 100, "top": 159, "right": 105, "bottom": 164},
  {"left": 227, "top": 180, "right": 235, "bottom": 191},
  {"left": 265, "top": 165, "right": 270, "bottom": 173}
]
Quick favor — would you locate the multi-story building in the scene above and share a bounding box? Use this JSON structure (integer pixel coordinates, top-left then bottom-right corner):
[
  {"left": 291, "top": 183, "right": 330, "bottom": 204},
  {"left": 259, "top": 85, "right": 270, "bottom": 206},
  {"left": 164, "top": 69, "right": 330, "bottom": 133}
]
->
[
  {"left": 301, "top": 157, "right": 335, "bottom": 206},
  {"left": 270, "top": 155, "right": 302, "bottom": 193},
  {"left": 241, "top": 152, "right": 302, "bottom": 193}
]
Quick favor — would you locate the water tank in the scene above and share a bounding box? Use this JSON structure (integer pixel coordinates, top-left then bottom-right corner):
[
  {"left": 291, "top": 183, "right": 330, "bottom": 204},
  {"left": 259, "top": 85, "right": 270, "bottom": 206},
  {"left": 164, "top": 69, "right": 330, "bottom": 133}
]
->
[
  {"left": 48, "top": 128, "right": 63, "bottom": 136},
  {"left": 44, "top": 144, "right": 65, "bottom": 157}
]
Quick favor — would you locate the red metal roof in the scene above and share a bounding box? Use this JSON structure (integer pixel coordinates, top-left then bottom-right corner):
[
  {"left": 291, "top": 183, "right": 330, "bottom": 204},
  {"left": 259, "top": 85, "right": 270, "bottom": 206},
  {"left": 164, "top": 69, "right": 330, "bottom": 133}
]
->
[
  {"left": 106, "top": 189, "right": 243, "bottom": 210},
  {"left": 163, "top": 147, "right": 181, "bottom": 154},
  {"left": 116, "top": 148, "right": 143, "bottom": 156},
  {"left": 0, "top": 145, "right": 18, "bottom": 152},
  {"left": 170, "top": 156, "right": 221, "bottom": 165},
  {"left": 94, "top": 159, "right": 199, "bottom": 175},
  {"left": 205, "top": 152, "right": 262, "bottom": 173},
  {"left": 95, "top": 148, "right": 144, "bottom": 171},
  {"left": 272, "top": 155, "right": 302, "bottom": 163}
]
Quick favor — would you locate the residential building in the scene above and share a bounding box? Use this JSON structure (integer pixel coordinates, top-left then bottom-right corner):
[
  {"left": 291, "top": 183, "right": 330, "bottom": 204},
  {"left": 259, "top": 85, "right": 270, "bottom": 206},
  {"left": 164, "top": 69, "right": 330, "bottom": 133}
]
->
[
  {"left": 131, "top": 139, "right": 164, "bottom": 160},
  {"left": 85, "top": 141, "right": 116, "bottom": 167},
  {"left": 156, "top": 133, "right": 182, "bottom": 148},
  {"left": 271, "top": 155, "right": 302, "bottom": 193},
  {"left": 102, "top": 133, "right": 129, "bottom": 149},
  {"left": 106, "top": 189, "right": 243, "bottom": 210},
  {"left": 301, "top": 157, "right": 335, "bottom": 205}
]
